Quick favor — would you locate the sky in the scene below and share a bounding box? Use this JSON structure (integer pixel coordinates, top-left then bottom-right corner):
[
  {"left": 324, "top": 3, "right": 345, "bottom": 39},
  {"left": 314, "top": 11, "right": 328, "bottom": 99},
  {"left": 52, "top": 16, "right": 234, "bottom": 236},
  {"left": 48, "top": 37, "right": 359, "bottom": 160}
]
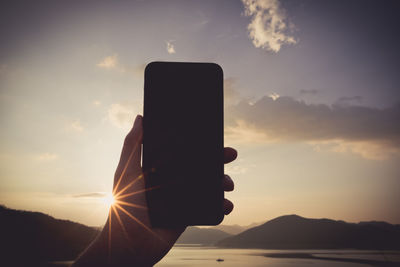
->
[{"left": 0, "top": 0, "right": 399, "bottom": 227}]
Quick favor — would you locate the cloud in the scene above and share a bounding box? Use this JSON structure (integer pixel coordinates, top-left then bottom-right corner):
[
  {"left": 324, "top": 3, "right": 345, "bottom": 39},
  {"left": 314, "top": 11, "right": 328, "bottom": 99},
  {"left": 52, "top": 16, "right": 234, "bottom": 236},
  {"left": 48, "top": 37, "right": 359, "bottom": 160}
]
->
[
  {"left": 198, "top": 19, "right": 209, "bottom": 26},
  {"left": 242, "top": 0, "right": 297, "bottom": 52},
  {"left": 96, "top": 54, "right": 147, "bottom": 77},
  {"left": 226, "top": 96, "right": 400, "bottom": 159},
  {"left": 226, "top": 119, "right": 272, "bottom": 144},
  {"left": 67, "top": 120, "right": 84, "bottom": 132},
  {"left": 269, "top": 92, "right": 280, "bottom": 100},
  {"left": 35, "top": 153, "right": 59, "bottom": 162},
  {"left": 108, "top": 102, "right": 142, "bottom": 129},
  {"left": 93, "top": 100, "right": 101, "bottom": 107},
  {"left": 73, "top": 192, "right": 107, "bottom": 198},
  {"left": 225, "top": 78, "right": 242, "bottom": 106},
  {"left": 96, "top": 54, "right": 118, "bottom": 69},
  {"left": 309, "top": 139, "right": 399, "bottom": 161},
  {"left": 335, "top": 96, "right": 363, "bottom": 106},
  {"left": 166, "top": 41, "right": 176, "bottom": 54},
  {"left": 300, "top": 89, "right": 319, "bottom": 95}
]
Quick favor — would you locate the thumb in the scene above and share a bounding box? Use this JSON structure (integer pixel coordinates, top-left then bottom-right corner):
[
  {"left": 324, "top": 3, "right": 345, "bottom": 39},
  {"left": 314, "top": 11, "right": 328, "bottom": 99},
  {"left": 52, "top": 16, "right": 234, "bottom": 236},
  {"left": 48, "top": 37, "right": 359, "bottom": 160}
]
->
[{"left": 114, "top": 115, "right": 143, "bottom": 189}]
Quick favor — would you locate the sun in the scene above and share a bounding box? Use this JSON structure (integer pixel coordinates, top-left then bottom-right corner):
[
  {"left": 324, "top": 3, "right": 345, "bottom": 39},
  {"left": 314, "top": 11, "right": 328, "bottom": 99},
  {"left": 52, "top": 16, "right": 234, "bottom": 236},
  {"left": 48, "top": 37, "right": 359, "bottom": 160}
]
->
[{"left": 103, "top": 192, "right": 116, "bottom": 208}]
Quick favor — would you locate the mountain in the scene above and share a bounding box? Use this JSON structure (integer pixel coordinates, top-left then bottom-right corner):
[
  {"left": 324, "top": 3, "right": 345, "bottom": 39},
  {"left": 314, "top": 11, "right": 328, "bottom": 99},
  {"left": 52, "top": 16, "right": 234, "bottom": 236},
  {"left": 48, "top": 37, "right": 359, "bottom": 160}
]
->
[
  {"left": 209, "top": 224, "right": 246, "bottom": 235},
  {"left": 0, "top": 205, "right": 99, "bottom": 264},
  {"left": 3, "top": 204, "right": 400, "bottom": 266},
  {"left": 176, "top": 226, "right": 231, "bottom": 245},
  {"left": 217, "top": 214, "right": 400, "bottom": 249},
  {"left": 209, "top": 222, "right": 263, "bottom": 235}
]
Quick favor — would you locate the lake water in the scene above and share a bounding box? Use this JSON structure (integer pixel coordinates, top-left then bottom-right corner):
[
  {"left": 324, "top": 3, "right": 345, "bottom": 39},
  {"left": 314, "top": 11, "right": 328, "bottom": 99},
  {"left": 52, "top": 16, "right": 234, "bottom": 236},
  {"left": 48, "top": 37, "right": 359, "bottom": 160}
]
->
[
  {"left": 49, "top": 246, "right": 400, "bottom": 266},
  {"left": 155, "top": 246, "right": 400, "bottom": 267}
]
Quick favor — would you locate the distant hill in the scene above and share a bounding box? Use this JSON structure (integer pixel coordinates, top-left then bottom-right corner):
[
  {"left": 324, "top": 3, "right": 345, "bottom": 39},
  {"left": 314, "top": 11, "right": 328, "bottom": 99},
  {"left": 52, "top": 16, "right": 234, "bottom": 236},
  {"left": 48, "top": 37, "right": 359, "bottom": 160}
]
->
[
  {"left": 3, "top": 205, "right": 400, "bottom": 266},
  {"left": 176, "top": 226, "right": 231, "bottom": 245},
  {"left": 217, "top": 214, "right": 400, "bottom": 249},
  {"left": 0, "top": 205, "right": 99, "bottom": 264},
  {"left": 210, "top": 222, "right": 263, "bottom": 235}
]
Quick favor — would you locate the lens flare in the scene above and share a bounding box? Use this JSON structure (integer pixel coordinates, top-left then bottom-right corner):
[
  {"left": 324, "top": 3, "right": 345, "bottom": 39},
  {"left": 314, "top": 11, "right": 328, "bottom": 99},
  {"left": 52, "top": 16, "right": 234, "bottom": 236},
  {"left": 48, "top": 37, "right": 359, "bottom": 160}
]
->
[
  {"left": 103, "top": 192, "right": 116, "bottom": 208},
  {"left": 105, "top": 139, "right": 167, "bottom": 260}
]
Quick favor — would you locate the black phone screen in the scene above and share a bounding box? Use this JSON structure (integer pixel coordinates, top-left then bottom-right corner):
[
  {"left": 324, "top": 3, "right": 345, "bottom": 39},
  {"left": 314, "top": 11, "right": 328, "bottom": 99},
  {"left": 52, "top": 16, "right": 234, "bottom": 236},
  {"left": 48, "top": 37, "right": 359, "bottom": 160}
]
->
[{"left": 143, "top": 61, "right": 224, "bottom": 227}]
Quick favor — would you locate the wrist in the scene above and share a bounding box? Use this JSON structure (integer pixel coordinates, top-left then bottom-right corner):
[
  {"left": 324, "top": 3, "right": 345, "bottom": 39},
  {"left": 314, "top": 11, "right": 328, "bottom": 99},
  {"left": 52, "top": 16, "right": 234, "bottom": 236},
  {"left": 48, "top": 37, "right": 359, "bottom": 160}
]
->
[{"left": 73, "top": 218, "right": 153, "bottom": 267}]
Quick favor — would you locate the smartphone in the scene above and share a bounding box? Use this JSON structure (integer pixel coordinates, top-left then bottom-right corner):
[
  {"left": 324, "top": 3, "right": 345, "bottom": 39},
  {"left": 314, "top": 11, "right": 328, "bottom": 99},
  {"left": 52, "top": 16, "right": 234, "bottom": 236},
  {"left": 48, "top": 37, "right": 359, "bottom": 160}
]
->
[{"left": 143, "top": 61, "right": 224, "bottom": 227}]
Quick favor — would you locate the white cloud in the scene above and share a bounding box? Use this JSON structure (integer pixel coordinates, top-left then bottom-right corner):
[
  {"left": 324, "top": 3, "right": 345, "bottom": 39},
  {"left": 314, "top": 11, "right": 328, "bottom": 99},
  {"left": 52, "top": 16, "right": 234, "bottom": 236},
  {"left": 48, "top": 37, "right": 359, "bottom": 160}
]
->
[
  {"left": 166, "top": 41, "right": 176, "bottom": 54},
  {"left": 96, "top": 55, "right": 147, "bottom": 77},
  {"left": 242, "top": 0, "right": 297, "bottom": 52},
  {"left": 96, "top": 54, "right": 118, "bottom": 69},
  {"left": 269, "top": 92, "right": 280, "bottom": 100},
  {"left": 68, "top": 120, "right": 84, "bottom": 132},
  {"left": 108, "top": 102, "right": 142, "bottom": 129}
]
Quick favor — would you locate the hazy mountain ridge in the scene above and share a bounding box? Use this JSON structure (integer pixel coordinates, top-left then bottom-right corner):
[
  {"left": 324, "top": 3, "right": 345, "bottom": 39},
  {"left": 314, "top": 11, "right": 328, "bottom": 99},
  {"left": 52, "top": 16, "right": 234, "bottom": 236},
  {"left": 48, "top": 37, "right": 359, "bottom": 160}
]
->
[
  {"left": 208, "top": 221, "right": 263, "bottom": 235},
  {"left": 217, "top": 214, "right": 400, "bottom": 249},
  {"left": 176, "top": 226, "right": 231, "bottom": 245},
  {"left": 2, "top": 205, "right": 400, "bottom": 264}
]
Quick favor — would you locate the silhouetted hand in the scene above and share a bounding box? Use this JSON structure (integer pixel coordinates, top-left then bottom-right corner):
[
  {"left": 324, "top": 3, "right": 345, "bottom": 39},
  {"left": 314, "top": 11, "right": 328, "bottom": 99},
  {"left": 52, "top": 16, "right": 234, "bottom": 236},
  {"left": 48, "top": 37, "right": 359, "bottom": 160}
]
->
[{"left": 73, "top": 115, "right": 237, "bottom": 266}]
